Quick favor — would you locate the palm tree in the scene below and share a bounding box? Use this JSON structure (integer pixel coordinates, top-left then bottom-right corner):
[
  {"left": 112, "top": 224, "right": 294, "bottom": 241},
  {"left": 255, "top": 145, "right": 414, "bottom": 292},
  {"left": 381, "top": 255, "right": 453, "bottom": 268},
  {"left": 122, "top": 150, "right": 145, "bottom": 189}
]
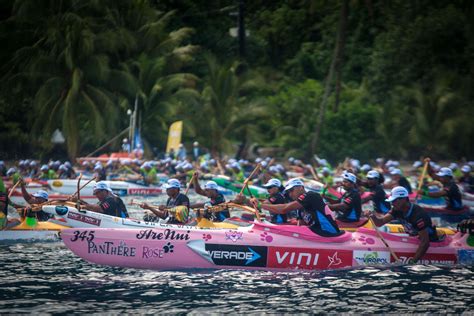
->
[
  {"left": 4, "top": 1, "right": 130, "bottom": 159},
  {"left": 409, "top": 81, "right": 462, "bottom": 157},
  {"left": 186, "top": 55, "right": 267, "bottom": 155}
]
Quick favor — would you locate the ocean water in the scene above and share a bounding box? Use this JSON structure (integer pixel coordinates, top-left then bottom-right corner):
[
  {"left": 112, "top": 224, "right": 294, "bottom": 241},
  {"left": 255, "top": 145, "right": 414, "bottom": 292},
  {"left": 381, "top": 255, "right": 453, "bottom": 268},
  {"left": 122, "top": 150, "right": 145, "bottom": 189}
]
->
[{"left": 1, "top": 194, "right": 473, "bottom": 313}]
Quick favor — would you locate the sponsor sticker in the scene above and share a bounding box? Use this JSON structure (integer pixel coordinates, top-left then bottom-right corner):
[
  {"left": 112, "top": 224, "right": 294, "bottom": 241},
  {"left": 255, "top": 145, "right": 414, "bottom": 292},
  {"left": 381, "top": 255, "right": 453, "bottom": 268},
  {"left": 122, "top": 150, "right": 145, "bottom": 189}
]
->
[
  {"left": 128, "top": 188, "right": 161, "bottom": 195},
  {"left": 225, "top": 230, "right": 243, "bottom": 242},
  {"left": 267, "top": 247, "right": 352, "bottom": 270},
  {"left": 395, "top": 252, "right": 457, "bottom": 264},
  {"left": 353, "top": 250, "right": 391, "bottom": 265},
  {"left": 67, "top": 212, "right": 101, "bottom": 226},
  {"left": 205, "top": 244, "right": 267, "bottom": 267},
  {"left": 52, "top": 180, "right": 63, "bottom": 187}
]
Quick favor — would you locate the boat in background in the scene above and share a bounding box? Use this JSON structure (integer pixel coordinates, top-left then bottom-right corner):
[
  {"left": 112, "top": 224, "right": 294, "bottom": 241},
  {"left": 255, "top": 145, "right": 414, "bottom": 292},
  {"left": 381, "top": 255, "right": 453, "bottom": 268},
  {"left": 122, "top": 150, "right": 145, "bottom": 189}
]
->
[{"left": 47, "top": 179, "right": 162, "bottom": 197}]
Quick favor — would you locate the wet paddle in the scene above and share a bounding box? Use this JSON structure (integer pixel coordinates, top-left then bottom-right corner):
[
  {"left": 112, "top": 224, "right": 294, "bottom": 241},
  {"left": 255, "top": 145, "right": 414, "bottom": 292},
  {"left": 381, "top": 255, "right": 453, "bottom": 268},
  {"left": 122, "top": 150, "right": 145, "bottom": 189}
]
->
[
  {"left": 415, "top": 158, "right": 430, "bottom": 202},
  {"left": 184, "top": 172, "right": 196, "bottom": 195},
  {"left": 76, "top": 174, "right": 83, "bottom": 211},
  {"left": 67, "top": 176, "right": 97, "bottom": 201},
  {"left": 7, "top": 178, "right": 22, "bottom": 199},
  {"left": 368, "top": 216, "right": 400, "bottom": 262},
  {"left": 239, "top": 163, "right": 262, "bottom": 195}
]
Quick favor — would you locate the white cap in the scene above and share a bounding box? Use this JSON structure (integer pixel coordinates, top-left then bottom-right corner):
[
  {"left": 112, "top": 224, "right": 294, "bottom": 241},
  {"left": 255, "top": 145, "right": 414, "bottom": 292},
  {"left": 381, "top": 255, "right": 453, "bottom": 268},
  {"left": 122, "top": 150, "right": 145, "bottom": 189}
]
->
[
  {"left": 449, "top": 163, "right": 458, "bottom": 170},
  {"left": 412, "top": 161, "right": 422, "bottom": 168},
  {"left": 263, "top": 178, "right": 282, "bottom": 188},
  {"left": 284, "top": 178, "right": 304, "bottom": 192},
  {"left": 32, "top": 190, "right": 49, "bottom": 200},
  {"left": 461, "top": 165, "right": 471, "bottom": 173},
  {"left": 390, "top": 168, "right": 402, "bottom": 176},
  {"left": 322, "top": 167, "right": 330, "bottom": 173},
  {"left": 163, "top": 179, "right": 181, "bottom": 190},
  {"left": 93, "top": 181, "right": 112, "bottom": 193},
  {"left": 436, "top": 167, "right": 453, "bottom": 177},
  {"left": 367, "top": 170, "right": 380, "bottom": 179},
  {"left": 350, "top": 159, "right": 360, "bottom": 168},
  {"left": 193, "top": 141, "right": 199, "bottom": 146},
  {"left": 386, "top": 186, "right": 409, "bottom": 202},
  {"left": 361, "top": 164, "right": 371, "bottom": 172},
  {"left": 40, "top": 164, "right": 49, "bottom": 171},
  {"left": 342, "top": 172, "right": 357, "bottom": 183},
  {"left": 204, "top": 181, "right": 219, "bottom": 191}
]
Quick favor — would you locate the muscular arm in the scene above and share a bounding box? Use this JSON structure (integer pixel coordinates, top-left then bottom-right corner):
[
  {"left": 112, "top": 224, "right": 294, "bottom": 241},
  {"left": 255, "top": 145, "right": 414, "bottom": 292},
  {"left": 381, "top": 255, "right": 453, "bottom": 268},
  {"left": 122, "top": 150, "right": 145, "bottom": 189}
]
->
[
  {"left": 425, "top": 190, "right": 446, "bottom": 198},
  {"left": 20, "top": 182, "right": 34, "bottom": 204},
  {"left": 82, "top": 203, "right": 104, "bottom": 213},
  {"left": 260, "top": 200, "right": 302, "bottom": 214},
  {"left": 328, "top": 202, "right": 348, "bottom": 212},
  {"left": 192, "top": 174, "right": 207, "bottom": 196},
  {"left": 412, "top": 229, "right": 430, "bottom": 263},
  {"left": 367, "top": 212, "right": 394, "bottom": 227}
]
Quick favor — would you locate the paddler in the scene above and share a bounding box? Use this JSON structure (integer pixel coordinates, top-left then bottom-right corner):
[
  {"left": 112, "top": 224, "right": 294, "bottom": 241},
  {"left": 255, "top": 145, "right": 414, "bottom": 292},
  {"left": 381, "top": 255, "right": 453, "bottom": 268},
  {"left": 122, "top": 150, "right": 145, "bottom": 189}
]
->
[
  {"left": 320, "top": 167, "right": 334, "bottom": 186},
  {"left": 386, "top": 168, "right": 412, "bottom": 194},
  {"left": 140, "top": 178, "right": 189, "bottom": 223},
  {"left": 228, "top": 162, "right": 245, "bottom": 183},
  {"left": 191, "top": 173, "right": 229, "bottom": 222},
  {"left": 19, "top": 179, "right": 51, "bottom": 221},
  {"left": 365, "top": 186, "right": 439, "bottom": 263},
  {"left": 459, "top": 165, "right": 474, "bottom": 194},
  {"left": 262, "top": 178, "right": 288, "bottom": 224},
  {"left": 81, "top": 181, "right": 129, "bottom": 218},
  {"left": 252, "top": 178, "right": 342, "bottom": 237},
  {"left": 327, "top": 172, "right": 362, "bottom": 222},
  {"left": 141, "top": 161, "right": 158, "bottom": 185},
  {"left": 0, "top": 190, "right": 9, "bottom": 228},
  {"left": 361, "top": 170, "right": 390, "bottom": 214},
  {"left": 425, "top": 167, "right": 463, "bottom": 211}
]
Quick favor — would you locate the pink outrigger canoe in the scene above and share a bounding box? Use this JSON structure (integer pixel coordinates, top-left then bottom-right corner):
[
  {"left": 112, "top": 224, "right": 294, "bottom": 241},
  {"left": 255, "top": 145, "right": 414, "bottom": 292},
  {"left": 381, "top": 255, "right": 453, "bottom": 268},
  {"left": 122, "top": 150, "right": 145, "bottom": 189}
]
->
[{"left": 61, "top": 222, "right": 474, "bottom": 271}]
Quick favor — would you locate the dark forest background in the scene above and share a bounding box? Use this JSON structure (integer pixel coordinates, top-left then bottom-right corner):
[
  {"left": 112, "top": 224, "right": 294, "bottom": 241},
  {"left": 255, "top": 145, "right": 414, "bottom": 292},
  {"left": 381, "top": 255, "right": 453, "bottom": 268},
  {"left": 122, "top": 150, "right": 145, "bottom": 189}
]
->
[{"left": 1, "top": 0, "right": 473, "bottom": 162}]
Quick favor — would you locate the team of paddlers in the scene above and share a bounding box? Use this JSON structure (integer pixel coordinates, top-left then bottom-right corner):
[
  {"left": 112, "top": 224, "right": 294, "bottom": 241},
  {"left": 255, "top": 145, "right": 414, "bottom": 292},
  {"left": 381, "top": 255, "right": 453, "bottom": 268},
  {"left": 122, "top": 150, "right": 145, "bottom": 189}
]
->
[{"left": 1, "top": 156, "right": 473, "bottom": 263}]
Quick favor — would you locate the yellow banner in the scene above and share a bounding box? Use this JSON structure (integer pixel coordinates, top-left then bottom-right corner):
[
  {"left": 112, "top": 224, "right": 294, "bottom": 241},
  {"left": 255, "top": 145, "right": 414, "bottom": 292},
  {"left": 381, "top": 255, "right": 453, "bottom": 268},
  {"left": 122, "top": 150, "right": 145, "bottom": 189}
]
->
[{"left": 166, "top": 121, "right": 183, "bottom": 153}]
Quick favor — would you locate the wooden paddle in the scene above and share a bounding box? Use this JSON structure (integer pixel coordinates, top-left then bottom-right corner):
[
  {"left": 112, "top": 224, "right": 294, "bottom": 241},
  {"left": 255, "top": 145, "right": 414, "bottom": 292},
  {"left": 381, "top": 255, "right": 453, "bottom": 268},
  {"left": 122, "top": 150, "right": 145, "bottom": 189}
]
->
[
  {"left": 415, "top": 157, "right": 430, "bottom": 202},
  {"left": 239, "top": 163, "right": 262, "bottom": 195},
  {"left": 368, "top": 216, "right": 399, "bottom": 262},
  {"left": 184, "top": 172, "right": 196, "bottom": 195},
  {"left": 67, "top": 176, "right": 97, "bottom": 201},
  {"left": 76, "top": 173, "right": 83, "bottom": 211},
  {"left": 7, "top": 178, "right": 22, "bottom": 199}
]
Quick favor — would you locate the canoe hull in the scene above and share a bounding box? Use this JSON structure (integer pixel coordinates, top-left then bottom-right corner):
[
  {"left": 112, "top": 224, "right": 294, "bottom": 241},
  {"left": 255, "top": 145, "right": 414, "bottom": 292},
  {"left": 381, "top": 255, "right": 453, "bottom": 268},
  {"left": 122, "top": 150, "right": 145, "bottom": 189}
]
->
[{"left": 60, "top": 224, "right": 474, "bottom": 272}]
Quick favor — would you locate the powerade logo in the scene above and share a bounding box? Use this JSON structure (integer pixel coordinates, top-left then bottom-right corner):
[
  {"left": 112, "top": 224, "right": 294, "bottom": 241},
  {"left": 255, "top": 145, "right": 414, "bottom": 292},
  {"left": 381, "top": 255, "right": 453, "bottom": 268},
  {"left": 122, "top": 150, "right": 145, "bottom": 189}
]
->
[
  {"left": 353, "top": 250, "right": 390, "bottom": 265},
  {"left": 205, "top": 244, "right": 267, "bottom": 267}
]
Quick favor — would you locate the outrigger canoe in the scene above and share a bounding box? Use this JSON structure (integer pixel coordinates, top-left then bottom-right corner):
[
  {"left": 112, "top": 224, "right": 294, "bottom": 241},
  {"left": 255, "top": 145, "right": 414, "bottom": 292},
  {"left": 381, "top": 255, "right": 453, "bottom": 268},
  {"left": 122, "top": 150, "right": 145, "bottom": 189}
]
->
[
  {"left": 60, "top": 222, "right": 474, "bottom": 271},
  {"left": 47, "top": 179, "right": 162, "bottom": 197},
  {"left": 0, "top": 218, "right": 66, "bottom": 242},
  {"left": 42, "top": 203, "right": 456, "bottom": 236},
  {"left": 213, "top": 176, "right": 268, "bottom": 199},
  {"left": 42, "top": 204, "right": 239, "bottom": 230}
]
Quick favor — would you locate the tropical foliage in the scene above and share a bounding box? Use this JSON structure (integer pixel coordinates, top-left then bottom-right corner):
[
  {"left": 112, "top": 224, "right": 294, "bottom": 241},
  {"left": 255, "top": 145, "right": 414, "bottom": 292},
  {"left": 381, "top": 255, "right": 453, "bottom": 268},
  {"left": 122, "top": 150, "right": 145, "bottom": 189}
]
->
[{"left": 0, "top": 0, "right": 473, "bottom": 162}]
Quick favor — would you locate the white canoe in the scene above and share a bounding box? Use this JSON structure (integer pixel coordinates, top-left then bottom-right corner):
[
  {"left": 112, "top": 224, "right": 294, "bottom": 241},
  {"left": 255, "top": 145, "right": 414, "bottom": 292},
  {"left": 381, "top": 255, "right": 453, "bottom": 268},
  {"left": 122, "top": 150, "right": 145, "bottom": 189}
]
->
[{"left": 47, "top": 179, "right": 162, "bottom": 197}]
